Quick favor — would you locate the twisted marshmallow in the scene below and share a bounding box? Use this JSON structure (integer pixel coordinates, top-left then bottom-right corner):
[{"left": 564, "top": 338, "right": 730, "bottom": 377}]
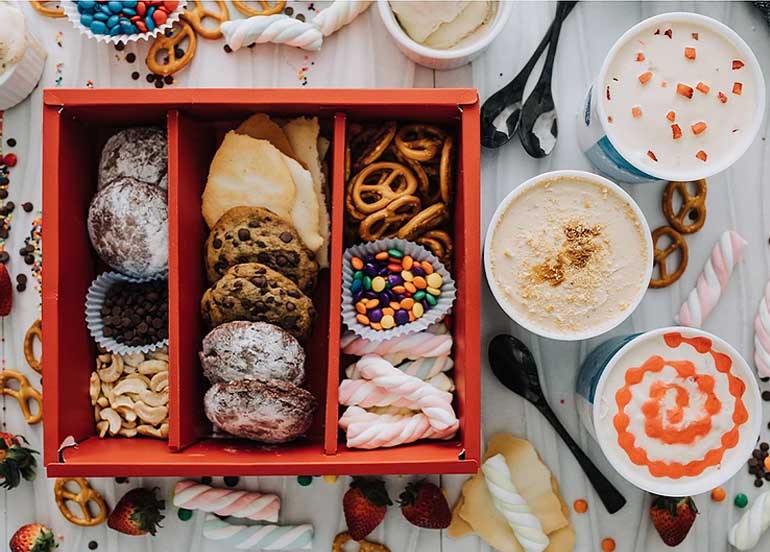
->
[
  {"left": 203, "top": 514, "right": 313, "bottom": 550},
  {"left": 339, "top": 355, "right": 458, "bottom": 430},
  {"left": 341, "top": 331, "right": 452, "bottom": 365},
  {"left": 482, "top": 454, "right": 549, "bottom": 552},
  {"left": 311, "top": 0, "right": 372, "bottom": 36},
  {"left": 221, "top": 15, "right": 323, "bottom": 52},
  {"left": 339, "top": 406, "right": 455, "bottom": 449},
  {"left": 173, "top": 480, "right": 280, "bottom": 522},
  {"left": 676, "top": 230, "right": 746, "bottom": 328},
  {"left": 728, "top": 490, "right": 770, "bottom": 550},
  {"left": 346, "top": 355, "right": 454, "bottom": 381},
  {"left": 754, "top": 281, "right": 770, "bottom": 378}
]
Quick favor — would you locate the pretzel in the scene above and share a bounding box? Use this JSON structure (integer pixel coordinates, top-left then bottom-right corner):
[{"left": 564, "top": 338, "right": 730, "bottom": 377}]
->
[
  {"left": 146, "top": 21, "right": 197, "bottom": 77},
  {"left": 395, "top": 124, "right": 446, "bottom": 162},
  {"left": 359, "top": 195, "right": 422, "bottom": 241},
  {"left": 29, "top": 1, "right": 65, "bottom": 18},
  {"left": 332, "top": 532, "right": 389, "bottom": 552},
  {"left": 650, "top": 226, "right": 688, "bottom": 288},
  {"left": 349, "top": 162, "right": 418, "bottom": 216},
  {"left": 351, "top": 122, "right": 397, "bottom": 172},
  {"left": 396, "top": 202, "right": 450, "bottom": 241},
  {"left": 232, "top": 0, "right": 286, "bottom": 17},
  {"left": 662, "top": 179, "right": 707, "bottom": 234},
  {"left": 417, "top": 229, "right": 453, "bottom": 264},
  {"left": 389, "top": 143, "right": 434, "bottom": 203},
  {"left": 54, "top": 478, "right": 109, "bottom": 527},
  {"left": 24, "top": 319, "right": 42, "bottom": 374},
  {"left": 439, "top": 135, "right": 454, "bottom": 204},
  {"left": 0, "top": 370, "right": 42, "bottom": 425},
  {"left": 181, "top": 0, "right": 229, "bottom": 39}
]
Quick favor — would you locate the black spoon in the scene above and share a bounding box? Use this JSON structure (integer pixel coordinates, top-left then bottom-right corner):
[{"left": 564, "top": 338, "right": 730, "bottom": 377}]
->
[
  {"left": 518, "top": 1, "right": 576, "bottom": 158},
  {"left": 481, "top": 1, "right": 577, "bottom": 149},
  {"left": 488, "top": 334, "right": 627, "bottom": 514}
]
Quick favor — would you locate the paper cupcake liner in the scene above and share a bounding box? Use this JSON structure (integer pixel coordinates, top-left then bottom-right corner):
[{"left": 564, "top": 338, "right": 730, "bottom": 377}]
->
[
  {"left": 86, "top": 271, "right": 168, "bottom": 355},
  {"left": 342, "top": 238, "right": 456, "bottom": 342},
  {"left": 0, "top": 32, "right": 47, "bottom": 111},
  {"left": 62, "top": 1, "right": 187, "bottom": 45}
]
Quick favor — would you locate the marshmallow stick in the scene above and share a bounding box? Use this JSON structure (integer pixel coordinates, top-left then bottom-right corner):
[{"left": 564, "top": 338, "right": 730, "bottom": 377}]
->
[
  {"left": 341, "top": 331, "right": 453, "bottom": 364},
  {"left": 728, "top": 490, "right": 770, "bottom": 550},
  {"left": 202, "top": 514, "right": 314, "bottom": 550},
  {"left": 346, "top": 356, "right": 454, "bottom": 381},
  {"left": 754, "top": 281, "right": 770, "bottom": 378},
  {"left": 173, "top": 480, "right": 280, "bottom": 523},
  {"left": 311, "top": 0, "right": 372, "bottom": 36},
  {"left": 676, "top": 230, "right": 746, "bottom": 327},
  {"left": 221, "top": 15, "right": 323, "bottom": 52},
  {"left": 339, "top": 406, "right": 455, "bottom": 449},
  {"left": 482, "top": 454, "right": 549, "bottom": 552}
]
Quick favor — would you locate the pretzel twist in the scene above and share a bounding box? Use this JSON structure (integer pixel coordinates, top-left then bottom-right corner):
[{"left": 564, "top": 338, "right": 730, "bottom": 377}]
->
[
  {"left": 29, "top": 0, "right": 65, "bottom": 18},
  {"left": 662, "top": 179, "right": 707, "bottom": 234},
  {"left": 650, "top": 226, "right": 688, "bottom": 289},
  {"left": 1, "top": 370, "right": 42, "bottom": 425},
  {"left": 359, "top": 195, "right": 422, "bottom": 241},
  {"left": 146, "top": 21, "right": 198, "bottom": 77},
  {"left": 232, "top": 0, "right": 286, "bottom": 17},
  {"left": 181, "top": 0, "right": 230, "bottom": 39},
  {"left": 54, "top": 478, "right": 109, "bottom": 527},
  {"left": 395, "top": 124, "right": 446, "bottom": 162},
  {"left": 24, "top": 319, "right": 42, "bottom": 374}
]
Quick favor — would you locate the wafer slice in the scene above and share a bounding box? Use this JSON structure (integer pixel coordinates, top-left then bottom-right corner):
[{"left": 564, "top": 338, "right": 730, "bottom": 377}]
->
[{"left": 236, "top": 113, "right": 304, "bottom": 167}]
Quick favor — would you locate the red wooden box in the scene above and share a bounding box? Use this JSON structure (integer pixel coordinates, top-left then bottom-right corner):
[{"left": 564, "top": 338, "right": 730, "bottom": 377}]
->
[{"left": 42, "top": 89, "right": 480, "bottom": 477}]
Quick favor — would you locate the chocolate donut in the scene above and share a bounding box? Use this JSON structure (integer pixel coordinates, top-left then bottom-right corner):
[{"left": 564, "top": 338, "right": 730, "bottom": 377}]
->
[
  {"left": 200, "top": 321, "right": 306, "bottom": 385},
  {"left": 98, "top": 127, "right": 168, "bottom": 190},
  {"left": 87, "top": 177, "right": 168, "bottom": 279},
  {"left": 204, "top": 379, "right": 317, "bottom": 443}
]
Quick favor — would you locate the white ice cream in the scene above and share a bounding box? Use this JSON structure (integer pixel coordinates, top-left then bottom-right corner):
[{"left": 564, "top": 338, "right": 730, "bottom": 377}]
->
[
  {"left": 390, "top": 0, "right": 495, "bottom": 50},
  {"left": 0, "top": 3, "right": 27, "bottom": 79}
]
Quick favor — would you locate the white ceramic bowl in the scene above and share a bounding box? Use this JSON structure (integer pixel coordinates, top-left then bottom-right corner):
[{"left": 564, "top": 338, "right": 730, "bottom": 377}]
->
[
  {"left": 483, "top": 170, "right": 653, "bottom": 341},
  {"left": 377, "top": 0, "right": 513, "bottom": 70}
]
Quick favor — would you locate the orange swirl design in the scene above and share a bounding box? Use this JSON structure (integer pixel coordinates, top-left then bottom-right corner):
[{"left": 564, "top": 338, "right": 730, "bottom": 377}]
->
[{"left": 613, "top": 332, "right": 748, "bottom": 479}]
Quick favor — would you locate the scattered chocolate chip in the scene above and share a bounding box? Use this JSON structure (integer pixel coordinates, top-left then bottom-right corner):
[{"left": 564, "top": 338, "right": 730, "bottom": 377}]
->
[
  {"left": 0, "top": 252, "right": 8, "bottom": 264},
  {"left": 761, "top": 377, "right": 770, "bottom": 382},
  {"left": 154, "top": 79, "right": 164, "bottom": 89},
  {"left": 21, "top": 202, "right": 33, "bottom": 212},
  {"left": 88, "top": 541, "right": 98, "bottom": 550},
  {"left": 131, "top": 71, "right": 140, "bottom": 80},
  {"left": 224, "top": 476, "right": 239, "bottom": 487},
  {"left": 164, "top": 75, "right": 174, "bottom": 85},
  {"left": 279, "top": 231, "right": 293, "bottom": 243},
  {"left": 755, "top": 479, "right": 764, "bottom": 488},
  {"left": 224, "top": 44, "right": 232, "bottom": 53},
  {"left": 295, "top": 13, "right": 305, "bottom": 22},
  {"left": 115, "top": 41, "right": 125, "bottom": 51},
  {"left": 146, "top": 73, "right": 155, "bottom": 83},
  {"left": 101, "top": 280, "right": 168, "bottom": 347},
  {"left": 24, "top": 254, "right": 34, "bottom": 265},
  {"left": 762, "top": 390, "right": 770, "bottom": 401},
  {"left": 16, "top": 283, "right": 25, "bottom": 292},
  {"left": 5, "top": 201, "right": 14, "bottom": 212},
  {"left": 284, "top": 6, "right": 293, "bottom": 15},
  {"left": 201, "top": 476, "right": 213, "bottom": 485},
  {"left": 212, "top": 238, "right": 223, "bottom": 249},
  {"left": 6, "top": 138, "right": 16, "bottom": 148},
  {"left": 237, "top": 228, "right": 250, "bottom": 241},
  {"left": 126, "top": 53, "right": 136, "bottom": 63},
  {"left": 761, "top": 442, "right": 770, "bottom": 452},
  {"left": 16, "top": 274, "right": 26, "bottom": 284}
]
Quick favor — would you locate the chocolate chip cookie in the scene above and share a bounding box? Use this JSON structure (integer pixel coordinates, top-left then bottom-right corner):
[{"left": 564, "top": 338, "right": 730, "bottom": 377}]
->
[
  {"left": 201, "top": 263, "right": 315, "bottom": 340},
  {"left": 205, "top": 207, "right": 319, "bottom": 292}
]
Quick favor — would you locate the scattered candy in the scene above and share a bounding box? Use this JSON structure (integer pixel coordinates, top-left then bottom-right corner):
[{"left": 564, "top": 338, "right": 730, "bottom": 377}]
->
[
  {"left": 573, "top": 499, "right": 588, "bottom": 513},
  {"left": 711, "top": 487, "right": 726, "bottom": 502},
  {"left": 735, "top": 493, "right": 749, "bottom": 508},
  {"left": 322, "top": 475, "right": 338, "bottom": 484},
  {"left": 601, "top": 537, "right": 616, "bottom": 552},
  {"left": 177, "top": 508, "right": 193, "bottom": 521},
  {"left": 223, "top": 476, "right": 239, "bottom": 487},
  {"left": 297, "top": 475, "right": 313, "bottom": 486},
  {"left": 76, "top": 0, "right": 178, "bottom": 36},
  {"left": 349, "top": 248, "right": 444, "bottom": 331},
  {"left": 684, "top": 47, "right": 696, "bottom": 60}
]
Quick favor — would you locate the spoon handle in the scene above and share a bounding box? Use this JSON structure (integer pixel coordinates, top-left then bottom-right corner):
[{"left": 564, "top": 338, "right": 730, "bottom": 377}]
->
[
  {"left": 536, "top": 402, "right": 627, "bottom": 514},
  {"left": 539, "top": 1, "right": 575, "bottom": 86}
]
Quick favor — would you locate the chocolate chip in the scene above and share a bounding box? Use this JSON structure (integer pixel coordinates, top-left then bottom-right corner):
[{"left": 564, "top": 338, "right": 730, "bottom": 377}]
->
[
  {"left": 88, "top": 541, "right": 98, "bottom": 550},
  {"left": 164, "top": 75, "right": 174, "bottom": 85},
  {"left": 5, "top": 201, "right": 14, "bottom": 212},
  {"left": 250, "top": 276, "right": 266, "bottom": 288},
  {"left": 21, "top": 202, "right": 33, "bottom": 212},
  {"left": 115, "top": 41, "right": 125, "bottom": 51},
  {"left": 276, "top": 255, "right": 287, "bottom": 266},
  {"left": 146, "top": 74, "right": 155, "bottom": 83},
  {"left": 6, "top": 139, "right": 16, "bottom": 148},
  {"left": 296, "top": 13, "right": 305, "bottom": 22},
  {"left": 155, "top": 80, "right": 164, "bottom": 89},
  {"left": 131, "top": 71, "right": 140, "bottom": 80},
  {"left": 286, "top": 302, "right": 295, "bottom": 311},
  {"left": 224, "top": 44, "right": 232, "bottom": 53},
  {"left": 0, "top": 228, "right": 7, "bottom": 239},
  {"left": 248, "top": 220, "right": 260, "bottom": 228},
  {"left": 0, "top": 189, "right": 7, "bottom": 199},
  {"left": 0, "top": 252, "right": 8, "bottom": 264},
  {"left": 237, "top": 228, "right": 250, "bottom": 241},
  {"left": 762, "top": 391, "right": 770, "bottom": 401},
  {"left": 24, "top": 254, "right": 34, "bottom": 265},
  {"left": 174, "top": 47, "right": 185, "bottom": 58},
  {"left": 16, "top": 283, "right": 25, "bottom": 292},
  {"left": 761, "top": 442, "right": 770, "bottom": 452},
  {"left": 16, "top": 274, "right": 26, "bottom": 284},
  {"left": 279, "top": 231, "right": 293, "bottom": 243},
  {"left": 126, "top": 53, "right": 136, "bottom": 63},
  {"left": 756, "top": 479, "right": 764, "bottom": 488},
  {"left": 212, "top": 238, "right": 223, "bottom": 249},
  {"left": 284, "top": 6, "right": 293, "bottom": 15},
  {"left": 287, "top": 289, "right": 300, "bottom": 299}
]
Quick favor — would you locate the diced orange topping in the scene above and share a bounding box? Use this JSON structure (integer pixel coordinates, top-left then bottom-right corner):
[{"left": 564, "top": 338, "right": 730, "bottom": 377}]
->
[
  {"left": 684, "top": 47, "right": 696, "bottom": 60},
  {"left": 671, "top": 124, "right": 682, "bottom": 140},
  {"left": 733, "top": 82, "right": 743, "bottom": 95},
  {"left": 636, "top": 52, "right": 646, "bottom": 62},
  {"left": 677, "top": 83, "right": 694, "bottom": 99},
  {"left": 733, "top": 59, "right": 745, "bottom": 70},
  {"left": 692, "top": 32, "right": 699, "bottom": 40},
  {"left": 696, "top": 81, "right": 710, "bottom": 95},
  {"left": 664, "top": 29, "right": 673, "bottom": 38},
  {"left": 691, "top": 121, "right": 707, "bottom": 135},
  {"left": 647, "top": 150, "right": 658, "bottom": 162},
  {"left": 718, "top": 91, "right": 728, "bottom": 104},
  {"left": 638, "top": 71, "right": 653, "bottom": 84},
  {"left": 661, "top": 81, "right": 668, "bottom": 88},
  {"left": 666, "top": 111, "right": 676, "bottom": 122},
  {"left": 631, "top": 106, "right": 643, "bottom": 118},
  {"left": 607, "top": 116, "right": 614, "bottom": 123},
  {"left": 696, "top": 150, "right": 708, "bottom": 162}
]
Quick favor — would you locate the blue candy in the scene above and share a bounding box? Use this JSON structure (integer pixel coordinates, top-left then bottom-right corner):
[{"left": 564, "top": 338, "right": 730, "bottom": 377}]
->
[
  {"left": 147, "top": 6, "right": 156, "bottom": 16},
  {"left": 77, "top": 2, "right": 90, "bottom": 14},
  {"left": 90, "top": 20, "right": 109, "bottom": 34},
  {"left": 80, "top": 13, "right": 93, "bottom": 27},
  {"left": 109, "top": 24, "right": 122, "bottom": 36},
  {"left": 99, "top": 3, "right": 113, "bottom": 14},
  {"left": 108, "top": 1, "right": 123, "bottom": 14},
  {"left": 122, "top": 7, "right": 136, "bottom": 16},
  {"left": 351, "top": 279, "right": 362, "bottom": 294},
  {"left": 122, "top": 0, "right": 138, "bottom": 7},
  {"left": 120, "top": 21, "right": 136, "bottom": 34},
  {"left": 145, "top": 12, "right": 156, "bottom": 31},
  {"left": 93, "top": 11, "right": 108, "bottom": 21},
  {"left": 107, "top": 14, "right": 119, "bottom": 28},
  {"left": 79, "top": 0, "right": 96, "bottom": 8}
]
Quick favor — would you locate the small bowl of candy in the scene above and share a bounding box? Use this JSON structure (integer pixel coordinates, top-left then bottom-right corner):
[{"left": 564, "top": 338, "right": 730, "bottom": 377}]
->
[
  {"left": 63, "top": 0, "right": 186, "bottom": 44},
  {"left": 342, "top": 238, "right": 456, "bottom": 341}
]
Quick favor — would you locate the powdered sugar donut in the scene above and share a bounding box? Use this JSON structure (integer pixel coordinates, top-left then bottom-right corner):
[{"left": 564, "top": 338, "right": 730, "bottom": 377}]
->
[
  {"left": 87, "top": 177, "right": 168, "bottom": 279},
  {"left": 98, "top": 127, "right": 168, "bottom": 190},
  {"left": 200, "top": 321, "right": 306, "bottom": 385}
]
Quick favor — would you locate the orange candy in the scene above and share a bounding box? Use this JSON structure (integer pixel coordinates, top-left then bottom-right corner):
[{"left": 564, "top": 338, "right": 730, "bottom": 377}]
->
[
  {"left": 711, "top": 487, "right": 726, "bottom": 502},
  {"left": 733, "top": 82, "right": 743, "bottom": 95},
  {"left": 387, "top": 263, "right": 402, "bottom": 272},
  {"left": 421, "top": 261, "right": 434, "bottom": 274},
  {"left": 355, "top": 302, "right": 367, "bottom": 314},
  {"left": 573, "top": 499, "right": 588, "bottom": 513},
  {"left": 684, "top": 47, "right": 697, "bottom": 60},
  {"left": 375, "top": 252, "right": 389, "bottom": 261},
  {"left": 389, "top": 301, "right": 401, "bottom": 310},
  {"left": 691, "top": 121, "right": 707, "bottom": 135},
  {"left": 355, "top": 314, "right": 369, "bottom": 325},
  {"left": 764, "top": 456, "right": 770, "bottom": 471},
  {"left": 677, "top": 83, "right": 694, "bottom": 98},
  {"left": 392, "top": 285, "right": 406, "bottom": 294},
  {"left": 696, "top": 150, "right": 708, "bottom": 162},
  {"left": 351, "top": 257, "right": 364, "bottom": 270},
  {"left": 402, "top": 256, "right": 413, "bottom": 270},
  {"left": 601, "top": 538, "right": 616, "bottom": 552},
  {"left": 365, "top": 298, "right": 379, "bottom": 309},
  {"left": 413, "top": 277, "right": 427, "bottom": 290},
  {"left": 631, "top": 106, "right": 643, "bottom": 118},
  {"left": 400, "top": 298, "right": 415, "bottom": 309},
  {"left": 696, "top": 81, "right": 710, "bottom": 95},
  {"left": 404, "top": 282, "right": 417, "bottom": 294},
  {"left": 382, "top": 308, "right": 395, "bottom": 316}
]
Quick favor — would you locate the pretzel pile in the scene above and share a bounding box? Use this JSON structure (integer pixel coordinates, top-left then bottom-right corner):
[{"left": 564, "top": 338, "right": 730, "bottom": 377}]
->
[
  {"left": 345, "top": 122, "right": 455, "bottom": 265},
  {"left": 89, "top": 348, "right": 169, "bottom": 439}
]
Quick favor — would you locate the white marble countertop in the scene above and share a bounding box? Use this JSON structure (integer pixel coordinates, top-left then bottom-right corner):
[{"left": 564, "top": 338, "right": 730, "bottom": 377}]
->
[{"left": 2, "top": 1, "right": 769, "bottom": 551}]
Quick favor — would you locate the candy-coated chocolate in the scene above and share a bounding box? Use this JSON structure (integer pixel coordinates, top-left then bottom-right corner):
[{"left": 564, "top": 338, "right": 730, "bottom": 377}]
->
[
  {"left": 355, "top": 302, "right": 367, "bottom": 315},
  {"left": 401, "top": 270, "right": 414, "bottom": 282},
  {"left": 351, "top": 257, "right": 364, "bottom": 270},
  {"left": 413, "top": 276, "right": 427, "bottom": 289},
  {"left": 412, "top": 302, "right": 424, "bottom": 318},
  {"left": 427, "top": 286, "right": 441, "bottom": 296},
  {"left": 734, "top": 493, "right": 749, "bottom": 508},
  {"left": 408, "top": 311, "right": 416, "bottom": 321},
  {"left": 387, "top": 263, "right": 402, "bottom": 272},
  {"left": 375, "top": 251, "right": 389, "bottom": 261},
  {"left": 400, "top": 298, "right": 414, "bottom": 309},
  {"left": 402, "top": 256, "right": 414, "bottom": 270},
  {"left": 136, "top": 20, "right": 147, "bottom": 32},
  {"left": 412, "top": 266, "right": 425, "bottom": 277},
  {"left": 365, "top": 298, "right": 379, "bottom": 309},
  {"left": 91, "top": 20, "right": 109, "bottom": 33},
  {"left": 81, "top": 13, "right": 94, "bottom": 26},
  {"left": 426, "top": 294, "right": 438, "bottom": 306},
  {"left": 108, "top": 1, "right": 124, "bottom": 14},
  {"left": 388, "top": 248, "right": 404, "bottom": 258},
  {"left": 381, "top": 315, "right": 396, "bottom": 329},
  {"left": 353, "top": 270, "right": 363, "bottom": 281},
  {"left": 382, "top": 308, "right": 395, "bottom": 316},
  {"left": 351, "top": 279, "right": 362, "bottom": 293},
  {"left": 369, "top": 309, "right": 383, "bottom": 322},
  {"left": 152, "top": 9, "right": 168, "bottom": 25},
  {"left": 395, "top": 310, "right": 410, "bottom": 325},
  {"left": 107, "top": 14, "right": 120, "bottom": 27},
  {"left": 164, "top": 0, "right": 179, "bottom": 11},
  {"left": 389, "top": 301, "right": 400, "bottom": 310},
  {"left": 392, "top": 285, "right": 406, "bottom": 294},
  {"left": 413, "top": 290, "right": 426, "bottom": 301},
  {"left": 404, "top": 282, "right": 417, "bottom": 294},
  {"left": 371, "top": 322, "right": 383, "bottom": 330},
  {"left": 363, "top": 275, "right": 372, "bottom": 290},
  {"left": 371, "top": 276, "right": 386, "bottom": 292},
  {"left": 93, "top": 11, "right": 109, "bottom": 21},
  {"left": 426, "top": 273, "right": 443, "bottom": 288},
  {"left": 710, "top": 487, "right": 726, "bottom": 502},
  {"left": 388, "top": 274, "right": 402, "bottom": 286},
  {"left": 137, "top": 2, "right": 147, "bottom": 16},
  {"left": 421, "top": 261, "right": 434, "bottom": 274},
  {"left": 363, "top": 263, "right": 377, "bottom": 277},
  {"left": 356, "top": 314, "right": 370, "bottom": 325}
]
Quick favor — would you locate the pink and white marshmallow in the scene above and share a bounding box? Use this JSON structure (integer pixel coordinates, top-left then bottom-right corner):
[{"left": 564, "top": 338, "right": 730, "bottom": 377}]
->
[
  {"left": 173, "top": 480, "right": 280, "bottom": 522},
  {"left": 339, "top": 406, "right": 455, "bottom": 449}
]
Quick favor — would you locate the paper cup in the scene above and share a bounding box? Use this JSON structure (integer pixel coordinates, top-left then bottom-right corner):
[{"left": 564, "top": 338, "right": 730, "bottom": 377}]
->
[
  {"left": 62, "top": 1, "right": 186, "bottom": 45},
  {"left": 86, "top": 271, "right": 168, "bottom": 355},
  {"left": 342, "top": 238, "right": 456, "bottom": 341},
  {"left": 576, "top": 327, "right": 761, "bottom": 496},
  {"left": 0, "top": 32, "right": 47, "bottom": 111}
]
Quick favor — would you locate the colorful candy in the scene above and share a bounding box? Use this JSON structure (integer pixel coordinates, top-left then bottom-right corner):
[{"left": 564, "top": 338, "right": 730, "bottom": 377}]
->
[
  {"left": 349, "top": 248, "right": 444, "bottom": 331},
  {"left": 76, "top": 0, "right": 178, "bottom": 36}
]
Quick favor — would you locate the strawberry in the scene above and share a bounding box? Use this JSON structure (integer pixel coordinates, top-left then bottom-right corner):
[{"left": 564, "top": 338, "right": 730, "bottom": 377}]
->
[
  {"left": 650, "top": 495, "right": 698, "bottom": 547},
  {"left": 0, "top": 433, "right": 38, "bottom": 490},
  {"left": 0, "top": 263, "right": 11, "bottom": 316},
  {"left": 107, "top": 487, "right": 165, "bottom": 536},
  {"left": 343, "top": 477, "right": 391, "bottom": 541},
  {"left": 9, "top": 523, "right": 57, "bottom": 552},
  {"left": 399, "top": 480, "right": 451, "bottom": 529}
]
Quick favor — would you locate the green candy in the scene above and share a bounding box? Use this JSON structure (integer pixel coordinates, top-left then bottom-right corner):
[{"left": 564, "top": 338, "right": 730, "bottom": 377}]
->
[
  {"left": 177, "top": 508, "right": 193, "bottom": 521},
  {"left": 353, "top": 271, "right": 363, "bottom": 281},
  {"left": 425, "top": 294, "right": 438, "bottom": 307},
  {"left": 363, "top": 275, "right": 372, "bottom": 290},
  {"left": 297, "top": 475, "right": 313, "bottom": 486},
  {"left": 413, "top": 290, "right": 426, "bottom": 301},
  {"left": 387, "top": 248, "right": 404, "bottom": 258},
  {"left": 734, "top": 493, "right": 749, "bottom": 508}
]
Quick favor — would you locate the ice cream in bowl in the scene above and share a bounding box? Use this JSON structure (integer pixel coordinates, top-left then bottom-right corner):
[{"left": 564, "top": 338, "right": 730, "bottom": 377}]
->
[
  {"left": 378, "top": 1, "right": 513, "bottom": 69},
  {"left": 484, "top": 170, "right": 653, "bottom": 341}
]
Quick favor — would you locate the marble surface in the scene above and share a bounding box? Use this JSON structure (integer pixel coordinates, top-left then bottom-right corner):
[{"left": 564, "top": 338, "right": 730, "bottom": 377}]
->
[{"left": 2, "top": 1, "right": 770, "bottom": 551}]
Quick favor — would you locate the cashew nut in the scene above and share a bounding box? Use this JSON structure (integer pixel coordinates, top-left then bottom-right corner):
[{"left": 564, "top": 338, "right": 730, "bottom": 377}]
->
[
  {"left": 96, "top": 396, "right": 109, "bottom": 408},
  {"left": 122, "top": 419, "right": 137, "bottom": 429},
  {"left": 125, "top": 373, "right": 151, "bottom": 386},
  {"left": 99, "top": 408, "right": 122, "bottom": 435},
  {"left": 138, "top": 359, "right": 167, "bottom": 375},
  {"left": 101, "top": 381, "right": 115, "bottom": 404},
  {"left": 96, "top": 420, "right": 109, "bottom": 438},
  {"left": 148, "top": 349, "right": 168, "bottom": 361},
  {"left": 150, "top": 371, "right": 168, "bottom": 393},
  {"left": 139, "top": 389, "right": 168, "bottom": 407},
  {"left": 123, "top": 352, "right": 145, "bottom": 367},
  {"left": 133, "top": 401, "right": 167, "bottom": 426},
  {"left": 97, "top": 356, "right": 123, "bottom": 383},
  {"left": 118, "top": 427, "right": 138, "bottom": 437},
  {"left": 94, "top": 404, "right": 102, "bottom": 424},
  {"left": 116, "top": 406, "right": 137, "bottom": 423},
  {"left": 89, "top": 373, "right": 101, "bottom": 406},
  {"left": 113, "top": 378, "right": 147, "bottom": 396},
  {"left": 137, "top": 423, "right": 169, "bottom": 438}
]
